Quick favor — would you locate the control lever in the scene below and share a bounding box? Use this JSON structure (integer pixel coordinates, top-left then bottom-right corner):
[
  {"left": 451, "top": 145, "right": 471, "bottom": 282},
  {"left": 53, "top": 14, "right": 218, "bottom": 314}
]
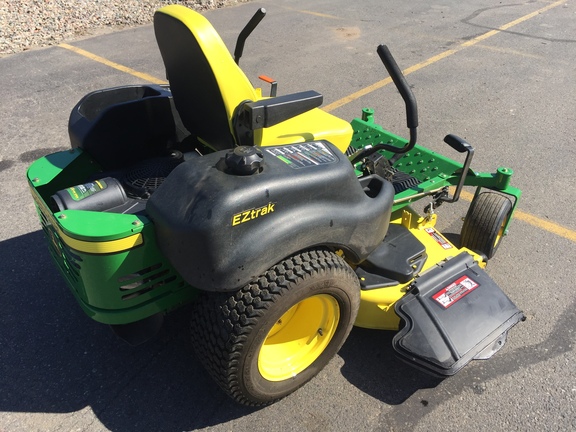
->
[
  {"left": 234, "top": 8, "right": 266, "bottom": 64},
  {"left": 349, "top": 45, "right": 419, "bottom": 164}
]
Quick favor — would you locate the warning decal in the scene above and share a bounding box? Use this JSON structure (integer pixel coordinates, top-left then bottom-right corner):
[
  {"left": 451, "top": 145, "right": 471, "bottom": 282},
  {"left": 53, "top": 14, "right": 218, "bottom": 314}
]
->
[
  {"left": 424, "top": 227, "right": 453, "bottom": 249},
  {"left": 432, "top": 275, "right": 480, "bottom": 309}
]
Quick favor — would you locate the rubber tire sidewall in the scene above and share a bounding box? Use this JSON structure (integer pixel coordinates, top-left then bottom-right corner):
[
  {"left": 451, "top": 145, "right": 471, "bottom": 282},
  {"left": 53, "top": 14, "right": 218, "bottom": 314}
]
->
[
  {"left": 461, "top": 192, "right": 512, "bottom": 259},
  {"left": 240, "top": 268, "right": 359, "bottom": 403}
]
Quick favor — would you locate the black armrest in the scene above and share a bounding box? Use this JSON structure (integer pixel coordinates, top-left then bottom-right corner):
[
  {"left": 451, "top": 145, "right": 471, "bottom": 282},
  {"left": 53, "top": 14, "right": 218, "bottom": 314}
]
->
[{"left": 238, "top": 90, "right": 323, "bottom": 130}]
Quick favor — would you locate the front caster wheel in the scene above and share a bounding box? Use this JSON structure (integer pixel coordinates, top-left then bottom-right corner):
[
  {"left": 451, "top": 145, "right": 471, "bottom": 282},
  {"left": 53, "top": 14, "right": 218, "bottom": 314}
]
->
[
  {"left": 460, "top": 191, "right": 512, "bottom": 260},
  {"left": 190, "top": 249, "right": 360, "bottom": 406}
]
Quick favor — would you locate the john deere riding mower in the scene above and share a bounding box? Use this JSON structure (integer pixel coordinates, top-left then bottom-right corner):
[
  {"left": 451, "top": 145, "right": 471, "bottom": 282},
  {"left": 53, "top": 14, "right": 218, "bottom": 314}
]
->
[{"left": 27, "top": 5, "right": 523, "bottom": 405}]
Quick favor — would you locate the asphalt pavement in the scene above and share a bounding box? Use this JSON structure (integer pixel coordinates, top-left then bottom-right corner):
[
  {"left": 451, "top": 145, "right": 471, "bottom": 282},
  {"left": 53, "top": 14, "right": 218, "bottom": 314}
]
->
[{"left": 1, "top": 0, "right": 575, "bottom": 431}]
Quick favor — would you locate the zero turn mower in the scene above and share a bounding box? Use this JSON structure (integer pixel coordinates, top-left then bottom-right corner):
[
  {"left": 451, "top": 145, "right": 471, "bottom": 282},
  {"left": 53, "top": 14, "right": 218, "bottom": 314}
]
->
[{"left": 27, "top": 5, "right": 523, "bottom": 406}]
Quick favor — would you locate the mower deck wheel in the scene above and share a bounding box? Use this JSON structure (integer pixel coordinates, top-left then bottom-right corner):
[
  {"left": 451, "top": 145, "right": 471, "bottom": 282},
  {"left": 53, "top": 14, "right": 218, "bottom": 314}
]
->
[
  {"left": 460, "top": 191, "right": 512, "bottom": 260},
  {"left": 189, "top": 249, "right": 360, "bottom": 406}
]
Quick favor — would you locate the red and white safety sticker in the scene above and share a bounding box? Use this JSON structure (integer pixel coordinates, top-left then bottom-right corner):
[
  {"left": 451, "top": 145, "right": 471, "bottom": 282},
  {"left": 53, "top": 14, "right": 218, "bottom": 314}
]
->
[
  {"left": 432, "top": 275, "right": 480, "bottom": 309},
  {"left": 424, "top": 227, "right": 453, "bottom": 249}
]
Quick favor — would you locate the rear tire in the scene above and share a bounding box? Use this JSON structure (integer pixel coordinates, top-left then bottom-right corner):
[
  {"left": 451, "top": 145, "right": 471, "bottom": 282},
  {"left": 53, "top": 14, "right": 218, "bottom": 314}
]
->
[
  {"left": 190, "top": 249, "right": 360, "bottom": 406},
  {"left": 461, "top": 192, "right": 512, "bottom": 259}
]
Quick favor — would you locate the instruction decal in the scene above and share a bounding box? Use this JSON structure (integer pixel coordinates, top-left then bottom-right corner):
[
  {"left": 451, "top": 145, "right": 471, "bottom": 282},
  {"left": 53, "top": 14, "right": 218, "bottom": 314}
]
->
[
  {"left": 266, "top": 141, "right": 337, "bottom": 169},
  {"left": 424, "top": 227, "right": 453, "bottom": 249},
  {"left": 432, "top": 275, "right": 479, "bottom": 309},
  {"left": 66, "top": 179, "right": 107, "bottom": 201}
]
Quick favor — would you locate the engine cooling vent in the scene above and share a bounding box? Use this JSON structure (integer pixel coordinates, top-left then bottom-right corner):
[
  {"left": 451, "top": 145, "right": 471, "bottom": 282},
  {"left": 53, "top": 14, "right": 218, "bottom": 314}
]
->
[
  {"left": 123, "top": 151, "right": 183, "bottom": 199},
  {"left": 118, "top": 262, "right": 180, "bottom": 301}
]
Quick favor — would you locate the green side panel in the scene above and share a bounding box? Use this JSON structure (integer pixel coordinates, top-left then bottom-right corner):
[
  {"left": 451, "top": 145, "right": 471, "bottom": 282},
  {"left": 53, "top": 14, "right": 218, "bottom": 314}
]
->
[
  {"left": 54, "top": 210, "right": 147, "bottom": 242},
  {"left": 42, "top": 218, "right": 198, "bottom": 325},
  {"left": 28, "top": 150, "right": 147, "bottom": 242},
  {"left": 28, "top": 149, "right": 101, "bottom": 197},
  {"left": 29, "top": 149, "right": 199, "bottom": 325}
]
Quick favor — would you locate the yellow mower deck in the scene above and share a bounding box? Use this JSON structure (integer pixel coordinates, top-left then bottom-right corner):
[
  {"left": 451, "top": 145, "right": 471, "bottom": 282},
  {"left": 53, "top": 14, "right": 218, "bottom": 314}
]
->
[{"left": 356, "top": 208, "right": 486, "bottom": 331}]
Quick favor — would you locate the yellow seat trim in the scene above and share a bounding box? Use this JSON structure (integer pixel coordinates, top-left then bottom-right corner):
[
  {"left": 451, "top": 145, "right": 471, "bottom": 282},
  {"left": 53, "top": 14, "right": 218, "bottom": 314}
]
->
[{"left": 257, "top": 108, "right": 353, "bottom": 152}]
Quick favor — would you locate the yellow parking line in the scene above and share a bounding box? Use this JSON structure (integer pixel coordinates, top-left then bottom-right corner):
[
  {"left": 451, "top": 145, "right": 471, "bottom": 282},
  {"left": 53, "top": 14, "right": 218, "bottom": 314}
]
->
[
  {"left": 59, "top": 43, "right": 167, "bottom": 85},
  {"left": 276, "top": 5, "right": 342, "bottom": 20},
  {"left": 323, "top": 0, "right": 566, "bottom": 112},
  {"left": 513, "top": 211, "right": 576, "bottom": 242},
  {"left": 459, "top": 190, "right": 576, "bottom": 243},
  {"left": 474, "top": 44, "right": 544, "bottom": 60}
]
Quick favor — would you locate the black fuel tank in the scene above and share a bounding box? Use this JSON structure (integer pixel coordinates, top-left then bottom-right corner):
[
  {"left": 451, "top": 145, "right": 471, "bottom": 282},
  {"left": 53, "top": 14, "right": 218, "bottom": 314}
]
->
[{"left": 147, "top": 141, "right": 394, "bottom": 291}]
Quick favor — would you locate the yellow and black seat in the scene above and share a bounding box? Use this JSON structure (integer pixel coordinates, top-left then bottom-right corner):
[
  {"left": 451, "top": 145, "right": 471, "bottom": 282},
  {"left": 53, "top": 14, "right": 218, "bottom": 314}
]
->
[{"left": 154, "top": 5, "right": 353, "bottom": 152}]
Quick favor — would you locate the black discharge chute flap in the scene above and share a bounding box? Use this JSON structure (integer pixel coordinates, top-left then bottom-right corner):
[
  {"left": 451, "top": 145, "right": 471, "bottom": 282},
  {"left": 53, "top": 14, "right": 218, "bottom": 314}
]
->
[{"left": 393, "top": 252, "right": 524, "bottom": 376}]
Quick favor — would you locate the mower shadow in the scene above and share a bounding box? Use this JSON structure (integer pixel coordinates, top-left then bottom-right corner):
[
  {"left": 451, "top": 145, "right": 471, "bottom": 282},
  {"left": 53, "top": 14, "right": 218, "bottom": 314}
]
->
[
  {"left": 339, "top": 327, "right": 443, "bottom": 405},
  {"left": 442, "top": 232, "right": 461, "bottom": 248},
  {"left": 0, "top": 231, "right": 454, "bottom": 430},
  {"left": 338, "top": 229, "right": 462, "bottom": 404},
  {"left": 0, "top": 231, "right": 257, "bottom": 431}
]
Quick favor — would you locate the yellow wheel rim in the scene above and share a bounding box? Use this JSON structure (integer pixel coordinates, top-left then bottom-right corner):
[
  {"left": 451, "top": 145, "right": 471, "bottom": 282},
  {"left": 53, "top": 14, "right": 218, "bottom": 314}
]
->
[
  {"left": 494, "top": 217, "right": 508, "bottom": 248},
  {"left": 258, "top": 294, "right": 340, "bottom": 382}
]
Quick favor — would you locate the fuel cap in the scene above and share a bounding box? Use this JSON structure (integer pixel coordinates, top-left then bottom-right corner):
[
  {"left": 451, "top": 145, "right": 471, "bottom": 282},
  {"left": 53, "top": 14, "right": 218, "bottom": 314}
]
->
[{"left": 225, "top": 146, "right": 264, "bottom": 175}]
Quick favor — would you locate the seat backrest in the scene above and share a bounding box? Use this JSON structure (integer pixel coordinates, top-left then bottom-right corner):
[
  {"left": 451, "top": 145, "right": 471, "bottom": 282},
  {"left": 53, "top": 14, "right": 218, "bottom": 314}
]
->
[{"left": 154, "top": 5, "right": 258, "bottom": 150}]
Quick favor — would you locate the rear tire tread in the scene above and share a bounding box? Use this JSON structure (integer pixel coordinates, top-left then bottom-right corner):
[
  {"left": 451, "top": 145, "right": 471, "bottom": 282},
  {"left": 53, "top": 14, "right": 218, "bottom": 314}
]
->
[{"left": 190, "top": 249, "right": 358, "bottom": 406}]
